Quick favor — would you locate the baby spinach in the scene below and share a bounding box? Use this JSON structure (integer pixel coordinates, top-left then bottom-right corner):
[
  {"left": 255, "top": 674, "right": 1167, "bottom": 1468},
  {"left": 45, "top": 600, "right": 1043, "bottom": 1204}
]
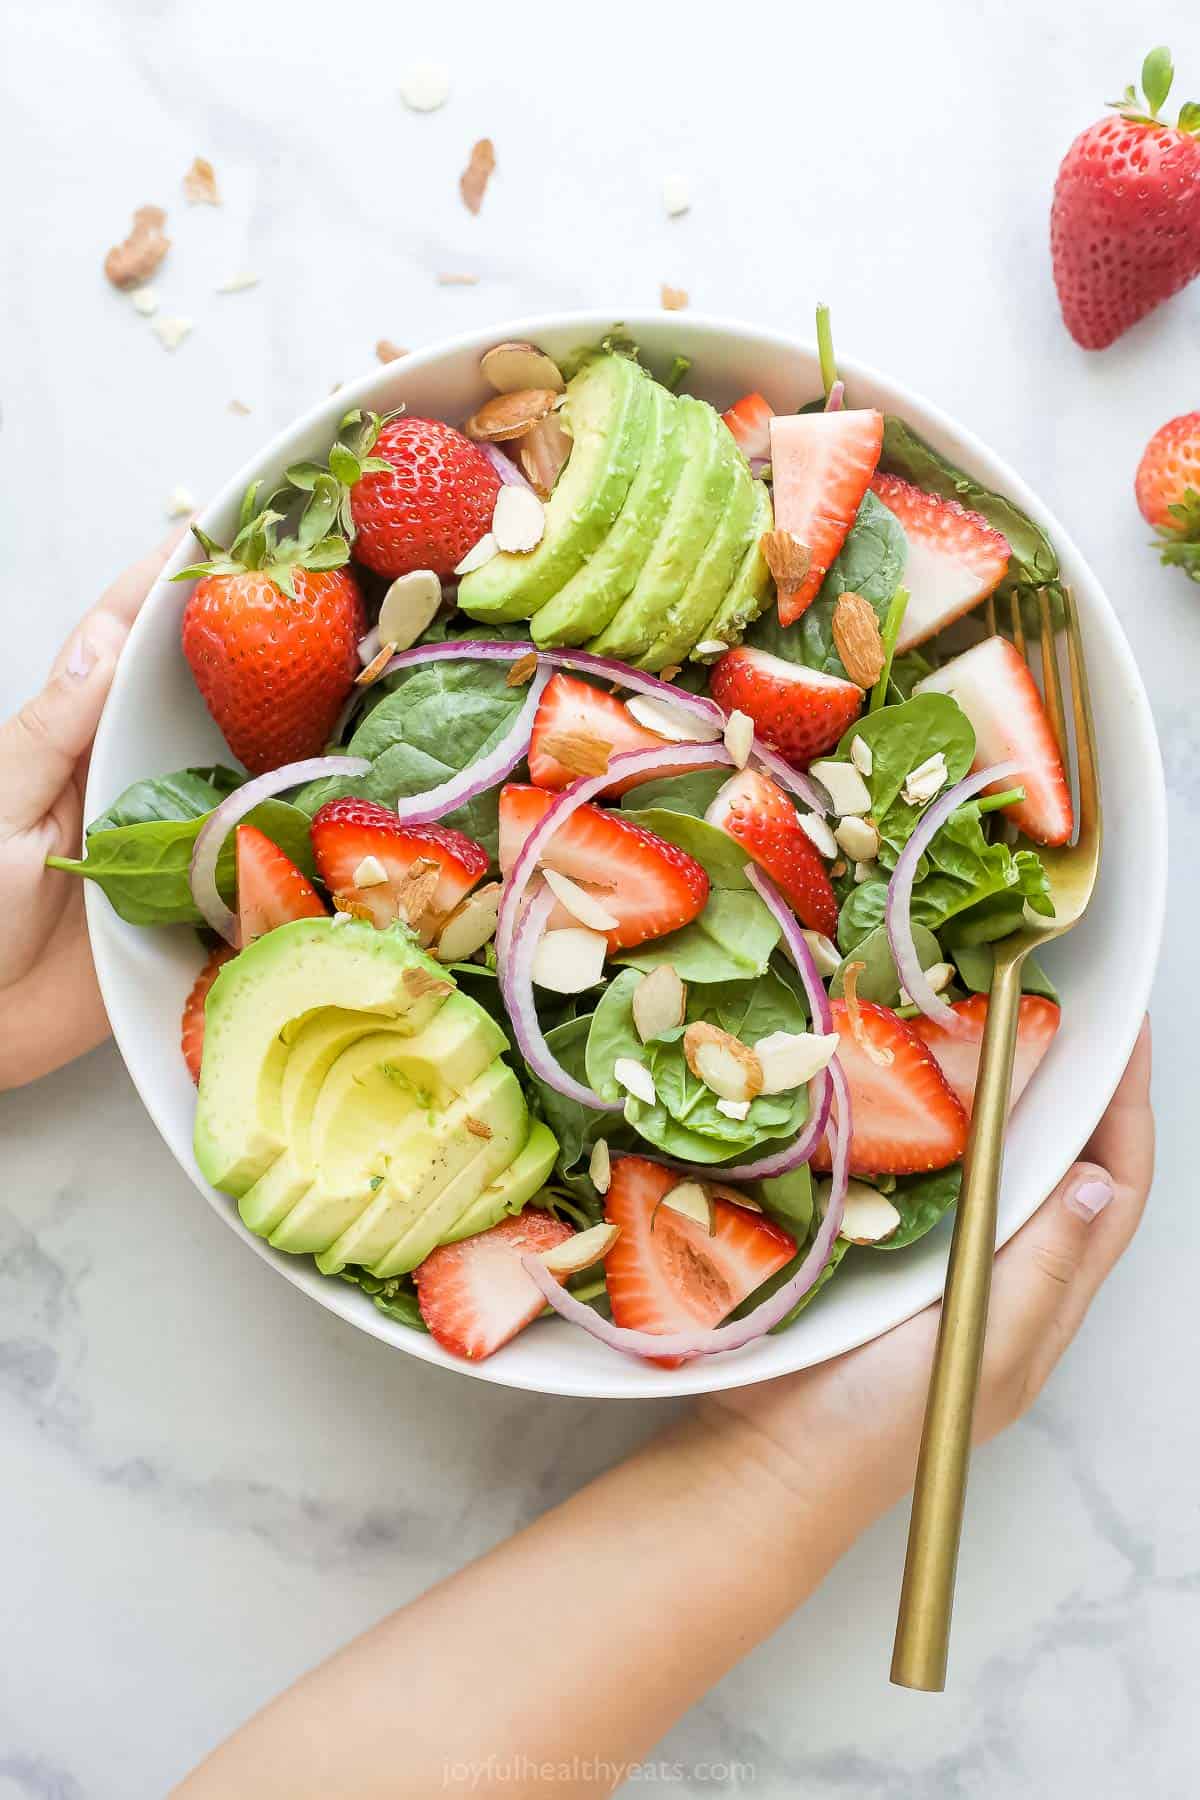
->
[
  {"left": 951, "top": 942, "right": 1059, "bottom": 1003},
  {"left": 732, "top": 1227, "right": 849, "bottom": 1331},
  {"left": 829, "top": 921, "right": 943, "bottom": 1005},
  {"left": 833, "top": 693, "right": 976, "bottom": 846},
  {"left": 758, "top": 1163, "right": 815, "bottom": 1238},
  {"left": 336, "top": 1266, "right": 427, "bottom": 1331},
  {"left": 586, "top": 967, "right": 809, "bottom": 1163},
  {"left": 88, "top": 765, "right": 245, "bottom": 833},
  {"left": 48, "top": 798, "right": 316, "bottom": 927},
  {"left": 871, "top": 1165, "right": 962, "bottom": 1251},
  {"left": 620, "top": 807, "right": 753, "bottom": 890},
  {"left": 619, "top": 769, "right": 728, "bottom": 819},
  {"left": 617, "top": 890, "right": 780, "bottom": 984},
  {"left": 837, "top": 821, "right": 1051, "bottom": 951}
]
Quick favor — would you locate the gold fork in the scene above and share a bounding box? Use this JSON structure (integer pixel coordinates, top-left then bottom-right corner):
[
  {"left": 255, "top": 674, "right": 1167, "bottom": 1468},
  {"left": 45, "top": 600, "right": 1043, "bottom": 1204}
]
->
[{"left": 890, "top": 584, "right": 1102, "bottom": 1692}]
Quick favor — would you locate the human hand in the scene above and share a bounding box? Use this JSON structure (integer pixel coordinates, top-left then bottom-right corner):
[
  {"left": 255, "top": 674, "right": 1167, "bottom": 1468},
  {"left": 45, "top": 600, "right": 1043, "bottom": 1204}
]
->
[
  {"left": 0, "top": 538, "right": 181, "bottom": 1089},
  {"left": 704, "top": 1023, "right": 1154, "bottom": 1528}
]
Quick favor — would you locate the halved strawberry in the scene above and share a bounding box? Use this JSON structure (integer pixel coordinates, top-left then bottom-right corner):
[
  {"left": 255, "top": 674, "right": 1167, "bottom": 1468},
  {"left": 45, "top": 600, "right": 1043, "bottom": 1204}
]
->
[
  {"left": 811, "top": 1000, "right": 968, "bottom": 1176},
  {"left": 721, "top": 391, "right": 774, "bottom": 461},
  {"left": 310, "top": 798, "right": 489, "bottom": 931},
  {"left": 709, "top": 646, "right": 863, "bottom": 768},
  {"left": 769, "top": 409, "right": 884, "bottom": 623},
  {"left": 915, "top": 636, "right": 1073, "bottom": 846},
  {"left": 235, "top": 824, "right": 326, "bottom": 945},
  {"left": 180, "top": 945, "right": 236, "bottom": 1083},
  {"left": 704, "top": 768, "right": 838, "bottom": 937},
  {"left": 527, "top": 672, "right": 677, "bottom": 796},
  {"left": 603, "top": 1155, "right": 796, "bottom": 1367},
  {"left": 413, "top": 1212, "right": 575, "bottom": 1361},
  {"left": 498, "top": 784, "right": 709, "bottom": 951},
  {"left": 869, "top": 474, "right": 1010, "bottom": 652},
  {"left": 912, "top": 994, "right": 1060, "bottom": 1117}
]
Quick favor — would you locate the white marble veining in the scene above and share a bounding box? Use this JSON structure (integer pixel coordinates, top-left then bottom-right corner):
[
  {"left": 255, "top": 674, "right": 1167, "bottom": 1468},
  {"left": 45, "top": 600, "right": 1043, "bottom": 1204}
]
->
[{"left": 1, "top": 1, "right": 1196, "bottom": 1793}]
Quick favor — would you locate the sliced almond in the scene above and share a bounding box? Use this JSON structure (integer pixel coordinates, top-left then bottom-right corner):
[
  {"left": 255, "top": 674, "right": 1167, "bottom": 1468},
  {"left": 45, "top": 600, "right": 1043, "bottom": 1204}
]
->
[
  {"left": 399, "top": 61, "right": 451, "bottom": 111},
  {"left": 355, "top": 640, "right": 399, "bottom": 687},
  {"left": 694, "top": 639, "right": 728, "bottom": 660},
  {"left": 131, "top": 287, "right": 159, "bottom": 316},
  {"left": 614, "top": 1056, "right": 657, "bottom": 1107},
  {"left": 588, "top": 1139, "right": 612, "bottom": 1195},
  {"left": 531, "top": 926, "right": 608, "bottom": 994},
  {"left": 331, "top": 892, "right": 375, "bottom": 923},
  {"left": 754, "top": 1030, "right": 840, "bottom": 1094},
  {"left": 352, "top": 855, "right": 388, "bottom": 889},
  {"left": 228, "top": 398, "right": 252, "bottom": 415},
  {"left": 543, "top": 868, "right": 619, "bottom": 932},
  {"left": 801, "top": 930, "right": 841, "bottom": 978},
  {"left": 433, "top": 883, "right": 501, "bottom": 963},
  {"left": 631, "top": 964, "right": 687, "bottom": 1044},
  {"left": 834, "top": 816, "right": 880, "bottom": 861},
  {"left": 849, "top": 733, "right": 874, "bottom": 778},
  {"left": 395, "top": 857, "right": 442, "bottom": 942},
  {"left": 707, "top": 1180, "right": 763, "bottom": 1212},
  {"left": 683, "top": 1022, "right": 763, "bottom": 1103},
  {"left": 376, "top": 339, "right": 407, "bottom": 364},
  {"left": 660, "top": 284, "right": 689, "bottom": 311},
  {"left": 216, "top": 271, "right": 259, "bottom": 293},
  {"left": 459, "top": 137, "right": 496, "bottom": 215},
  {"left": 465, "top": 388, "right": 559, "bottom": 443},
  {"left": 183, "top": 156, "right": 220, "bottom": 205},
  {"left": 898, "top": 961, "right": 955, "bottom": 1006},
  {"left": 493, "top": 486, "right": 546, "bottom": 554},
  {"left": 760, "top": 529, "right": 811, "bottom": 596},
  {"left": 808, "top": 759, "right": 872, "bottom": 817},
  {"left": 657, "top": 1181, "right": 714, "bottom": 1233},
  {"left": 902, "top": 752, "right": 949, "bottom": 807},
  {"left": 853, "top": 860, "right": 876, "bottom": 884},
  {"left": 723, "top": 708, "right": 754, "bottom": 769},
  {"left": 436, "top": 272, "right": 479, "bottom": 286},
  {"left": 538, "top": 730, "right": 612, "bottom": 778},
  {"left": 455, "top": 532, "right": 497, "bottom": 575},
  {"left": 715, "top": 1097, "right": 752, "bottom": 1121},
  {"left": 402, "top": 964, "right": 454, "bottom": 1001},
  {"left": 832, "top": 592, "right": 884, "bottom": 687},
  {"left": 165, "top": 486, "right": 195, "bottom": 518},
  {"left": 836, "top": 1179, "right": 902, "bottom": 1245},
  {"left": 662, "top": 174, "right": 691, "bottom": 217},
  {"left": 104, "top": 205, "right": 170, "bottom": 290},
  {"left": 539, "top": 1220, "right": 622, "bottom": 1276},
  {"left": 798, "top": 812, "right": 839, "bottom": 860},
  {"left": 506, "top": 650, "right": 540, "bottom": 686},
  {"left": 626, "top": 694, "right": 722, "bottom": 743},
  {"left": 518, "top": 413, "right": 573, "bottom": 496},
  {"left": 378, "top": 570, "right": 442, "bottom": 651},
  {"left": 151, "top": 314, "right": 193, "bottom": 351},
  {"left": 480, "top": 341, "right": 566, "bottom": 395}
]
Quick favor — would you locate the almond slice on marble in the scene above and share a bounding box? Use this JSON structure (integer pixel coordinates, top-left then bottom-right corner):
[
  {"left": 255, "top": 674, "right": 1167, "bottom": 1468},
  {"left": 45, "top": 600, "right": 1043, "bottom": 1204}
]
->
[
  {"left": 539, "top": 1221, "right": 622, "bottom": 1276},
  {"left": 183, "top": 156, "right": 220, "bottom": 205},
  {"left": 376, "top": 339, "right": 408, "bottom": 364},
  {"left": 531, "top": 926, "right": 608, "bottom": 994},
  {"left": 104, "top": 205, "right": 170, "bottom": 289},
  {"left": 832, "top": 592, "right": 884, "bottom": 687},
  {"left": 433, "top": 883, "right": 501, "bottom": 963},
  {"left": 459, "top": 138, "right": 496, "bottom": 214},
  {"left": 481, "top": 341, "right": 566, "bottom": 395},
  {"left": 660, "top": 284, "right": 688, "bottom": 311},
  {"left": 378, "top": 569, "right": 442, "bottom": 651},
  {"left": 631, "top": 964, "right": 687, "bottom": 1043},
  {"left": 399, "top": 62, "right": 451, "bottom": 112},
  {"left": 542, "top": 868, "right": 619, "bottom": 932},
  {"left": 683, "top": 1022, "right": 763, "bottom": 1102},
  {"left": 465, "top": 388, "right": 559, "bottom": 443}
]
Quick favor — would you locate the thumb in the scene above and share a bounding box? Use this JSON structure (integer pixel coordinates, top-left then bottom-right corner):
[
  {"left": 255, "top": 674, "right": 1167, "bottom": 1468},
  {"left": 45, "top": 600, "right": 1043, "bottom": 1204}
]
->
[{"left": 0, "top": 637, "right": 119, "bottom": 836}]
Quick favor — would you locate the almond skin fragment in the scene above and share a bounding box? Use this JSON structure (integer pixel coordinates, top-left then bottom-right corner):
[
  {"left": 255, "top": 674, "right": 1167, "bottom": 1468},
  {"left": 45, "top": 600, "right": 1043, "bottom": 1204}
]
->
[
  {"left": 832, "top": 592, "right": 885, "bottom": 688},
  {"left": 460, "top": 138, "right": 496, "bottom": 215},
  {"left": 481, "top": 342, "right": 566, "bottom": 396},
  {"left": 402, "top": 965, "right": 454, "bottom": 1000},
  {"left": 660, "top": 285, "right": 689, "bottom": 311},
  {"left": 760, "top": 530, "right": 812, "bottom": 596},
  {"left": 395, "top": 858, "right": 442, "bottom": 941},
  {"left": 465, "top": 1116, "right": 493, "bottom": 1139},
  {"left": 632, "top": 964, "right": 687, "bottom": 1044},
  {"left": 518, "top": 413, "right": 573, "bottom": 496},
  {"left": 465, "top": 389, "right": 559, "bottom": 443},
  {"left": 538, "top": 730, "right": 613, "bottom": 778},
  {"left": 183, "top": 156, "right": 220, "bottom": 205},
  {"left": 105, "top": 206, "right": 170, "bottom": 290},
  {"left": 506, "top": 650, "right": 539, "bottom": 686},
  {"left": 355, "top": 641, "right": 399, "bottom": 687},
  {"left": 683, "top": 1022, "right": 763, "bottom": 1103}
]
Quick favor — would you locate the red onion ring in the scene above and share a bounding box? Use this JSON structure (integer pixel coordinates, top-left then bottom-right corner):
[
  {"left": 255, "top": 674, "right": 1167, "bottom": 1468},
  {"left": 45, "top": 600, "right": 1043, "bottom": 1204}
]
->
[
  {"left": 825, "top": 380, "right": 845, "bottom": 412},
  {"left": 501, "top": 883, "right": 623, "bottom": 1113},
  {"left": 522, "top": 1055, "right": 851, "bottom": 1363},
  {"left": 188, "top": 754, "right": 370, "bottom": 946},
  {"left": 478, "top": 443, "right": 536, "bottom": 491},
  {"left": 357, "top": 625, "right": 382, "bottom": 666},
  {"left": 392, "top": 665, "right": 551, "bottom": 825},
  {"left": 885, "top": 759, "right": 1021, "bottom": 1030}
]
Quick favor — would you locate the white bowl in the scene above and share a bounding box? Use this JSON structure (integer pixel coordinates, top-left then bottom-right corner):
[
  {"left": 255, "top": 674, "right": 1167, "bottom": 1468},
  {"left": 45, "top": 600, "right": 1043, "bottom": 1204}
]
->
[{"left": 85, "top": 311, "right": 1166, "bottom": 1400}]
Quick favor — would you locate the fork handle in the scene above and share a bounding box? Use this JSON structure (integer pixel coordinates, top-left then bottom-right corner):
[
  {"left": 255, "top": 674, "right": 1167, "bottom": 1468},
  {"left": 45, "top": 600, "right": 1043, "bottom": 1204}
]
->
[{"left": 890, "top": 955, "right": 1024, "bottom": 1691}]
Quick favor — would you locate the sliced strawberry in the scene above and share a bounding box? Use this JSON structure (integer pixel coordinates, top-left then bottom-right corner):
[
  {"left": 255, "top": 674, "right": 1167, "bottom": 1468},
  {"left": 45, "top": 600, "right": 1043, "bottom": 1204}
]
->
[
  {"left": 915, "top": 636, "right": 1073, "bottom": 846},
  {"left": 235, "top": 824, "right": 326, "bottom": 946},
  {"left": 603, "top": 1155, "right": 796, "bottom": 1367},
  {"left": 721, "top": 391, "right": 774, "bottom": 461},
  {"left": 498, "top": 784, "right": 709, "bottom": 951},
  {"left": 769, "top": 409, "right": 884, "bottom": 623},
  {"left": 709, "top": 646, "right": 863, "bottom": 768},
  {"left": 310, "top": 798, "right": 489, "bottom": 931},
  {"left": 912, "top": 994, "right": 1060, "bottom": 1117},
  {"left": 180, "top": 945, "right": 236, "bottom": 1083},
  {"left": 527, "top": 672, "right": 679, "bottom": 797},
  {"left": 869, "top": 474, "right": 1010, "bottom": 652},
  {"left": 414, "top": 1212, "right": 575, "bottom": 1361},
  {"left": 811, "top": 1000, "right": 968, "bottom": 1176},
  {"left": 704, "top": 768, "right": 838, "bottom": 937}
]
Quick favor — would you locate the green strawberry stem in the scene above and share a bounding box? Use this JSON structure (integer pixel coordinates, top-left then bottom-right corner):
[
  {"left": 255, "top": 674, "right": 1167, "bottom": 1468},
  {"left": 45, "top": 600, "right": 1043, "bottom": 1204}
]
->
[
  {"left": 1108, "top": 45, "right": 1198, "bottom": 130},
  {"left": 976, "top": 787, "right": 1027, "bottom": 814}
]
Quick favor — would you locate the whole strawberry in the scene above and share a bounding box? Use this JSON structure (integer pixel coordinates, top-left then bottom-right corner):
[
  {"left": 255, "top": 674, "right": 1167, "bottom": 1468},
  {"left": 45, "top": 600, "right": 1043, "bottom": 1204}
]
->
[
  {"left": 1051, "top": 47, "right": 1200, "bottom": 349},
  {"left": 177, "top": 488, "right": 366, "bottom": 774},
  {"left": 350, "top": 416, "right": 501, "bottom": 579},
  {"left": 1135, "top": 411, "right": 1200, "bottom": 581}
]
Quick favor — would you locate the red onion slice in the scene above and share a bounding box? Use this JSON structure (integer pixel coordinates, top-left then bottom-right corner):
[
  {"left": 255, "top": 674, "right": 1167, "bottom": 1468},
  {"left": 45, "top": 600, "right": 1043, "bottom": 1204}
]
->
[
  {"left": 825, "top": 380, "right": 845, "bottom": 412},
  {"left": 478, "top": 443, "right": 536, "bottom": 491},
  {"left": 188, "top": 754, "right": 370, "bottom": 946},
  {"left": 357, "top": 625, "right": 382, "bottom": 666},
  {"left": 393, "top": 665, "right": 551, "bottom": 825},
  {"left": 501, "top": 883, "right": 622, "bottom": 1112},
  {"left": 522, "top": 1055, "right": 851, "bottom": 1363},
  {"left": 885, "top": 759, "right": 1021, "bottom": 1029}
]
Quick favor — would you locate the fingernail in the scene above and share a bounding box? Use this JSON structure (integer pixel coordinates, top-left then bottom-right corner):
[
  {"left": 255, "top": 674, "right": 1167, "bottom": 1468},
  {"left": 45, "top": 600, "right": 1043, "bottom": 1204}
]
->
[
  {"left": 1067, "top": 1175, "right": 1114, "bottom": 1222},
  {"left": 65, "top": 638, "right": 96, "bottom": 681}
]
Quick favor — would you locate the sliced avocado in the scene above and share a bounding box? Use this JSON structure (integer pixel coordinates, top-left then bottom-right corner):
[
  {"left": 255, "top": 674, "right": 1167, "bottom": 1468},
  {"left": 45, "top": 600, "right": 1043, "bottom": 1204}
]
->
[
  {"left": 457, "top": 354, "right": 650, "bottom": 624},
  {"left": 195, "top": 920, "right": 447, "bottom": 1198},
  {"left": 386, "top": 1119, "right": 560, "bottom": 1271},
  {"left": 636, "top": 419, "right": 757, "bottom": 670},
  {"left": 586, "top": 396, "right": 731, "bottom": 664},
  {"left": 689, "top": 478, "right": 774, "bottom": 658},
  {"left": 530, "top": 382, "right": 685, "bottom": 648},
  {"left": 313, "top": 1064, "right": 527, "bottom": 1274}
]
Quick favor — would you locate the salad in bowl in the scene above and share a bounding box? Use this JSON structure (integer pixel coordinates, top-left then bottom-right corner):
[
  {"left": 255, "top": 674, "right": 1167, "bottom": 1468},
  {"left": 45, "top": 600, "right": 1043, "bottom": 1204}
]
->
[{"left": 63, "top": 310, "right": 1084, "bottom": 1374}]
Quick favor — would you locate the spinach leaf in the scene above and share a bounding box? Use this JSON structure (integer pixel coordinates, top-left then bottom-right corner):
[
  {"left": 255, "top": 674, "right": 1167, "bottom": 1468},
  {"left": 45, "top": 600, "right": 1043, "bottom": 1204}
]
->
[
  {"left": 88, "top": 765, "right": 244, "bottom": 833},
  {"left": 951, "top": 942, "right": 1059, "bottom": 1003},
  {"left": 837, "top": 822, "right": 1051, "bottom": 952},
  {"left": 758, "top": 1164, "right": 815, "bottom": 1238},
  {"left": 292, "top": 658, "right": 530, "bottom": 860},
  {"left": 585, "top": 967, "right": 810, "bottom": 1163},
  {"left": 830, "top": 921, "right": 943, "bottom": 1005},
  {"left": 337, "top": 1266, "right": 428, "bottom": 1331},
  {"left": 834, "top": 693, "right": 976, "bottom": 844},
  {"left": 48, "top": 798, "right": 316, "bottom": 927},
  {"left": 526, "top": 1017, "right": 607, "bottom": 1174},
  {"left": 872, "top": 1166, "right": 962, "bottom": 1251},
  {"left": 619, "top": 769, "right": 729, "bottom": 819},
  {"left": 617, "top": 889, "right": 780, "bottom": 983},
  {"left": 620, "top": 807, "right": 753, "bottom": 889}
]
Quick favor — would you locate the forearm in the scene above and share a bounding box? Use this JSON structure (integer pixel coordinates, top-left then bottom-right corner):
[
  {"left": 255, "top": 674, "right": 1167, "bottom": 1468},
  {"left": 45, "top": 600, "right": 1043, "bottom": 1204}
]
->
[{"left": 176, "top": 1395, "right": 909, "bottom": 1799}]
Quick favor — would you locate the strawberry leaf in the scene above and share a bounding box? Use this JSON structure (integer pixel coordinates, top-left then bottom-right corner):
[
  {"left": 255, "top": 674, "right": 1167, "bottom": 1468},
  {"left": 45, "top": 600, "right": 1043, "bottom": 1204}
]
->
[
  {"left": 1141, "top": 45, "right": 1174, "bottom": 118},
  {"left": 1179, "top": 99, "right": 1200, "bottom": 135},
  {"left": 302, "top": 535, "right": 352, "bottom": 572},
  {"left": 285, "top": 460, "right": 328, "bottom": 492},
  {"left": 297, "top": 475, "right": 340, "bottom": 549},
  {"left": 328, "top": 443, "right": 362, "bottom": 486}
]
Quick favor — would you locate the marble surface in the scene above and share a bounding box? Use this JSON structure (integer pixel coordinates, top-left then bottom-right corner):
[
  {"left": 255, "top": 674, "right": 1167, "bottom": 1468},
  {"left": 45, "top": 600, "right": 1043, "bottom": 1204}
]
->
[{"left": 1, "top": 1, "right": 1196, "bottom": 1793}]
